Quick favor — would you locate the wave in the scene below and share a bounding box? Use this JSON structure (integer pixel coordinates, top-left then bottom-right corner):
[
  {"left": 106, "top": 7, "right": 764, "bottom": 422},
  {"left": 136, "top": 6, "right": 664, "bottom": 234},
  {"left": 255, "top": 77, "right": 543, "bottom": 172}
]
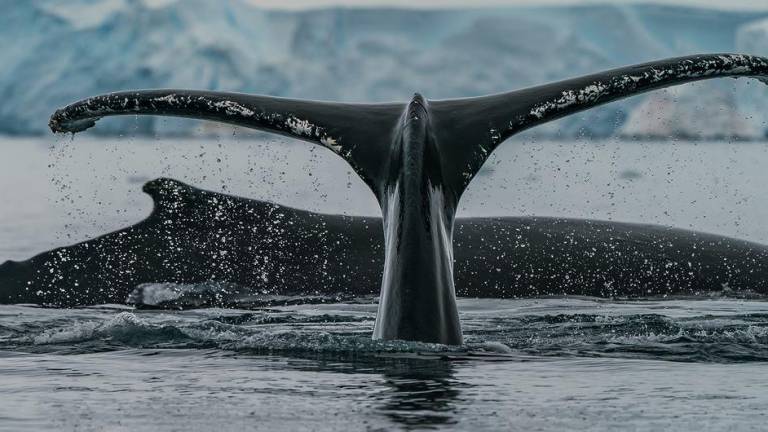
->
[
  {"left": 3, "top": 299, "right": 768, "bottom": 363},
  {"left": 127, "top": 282, "right": 370, "bottom": 309}
]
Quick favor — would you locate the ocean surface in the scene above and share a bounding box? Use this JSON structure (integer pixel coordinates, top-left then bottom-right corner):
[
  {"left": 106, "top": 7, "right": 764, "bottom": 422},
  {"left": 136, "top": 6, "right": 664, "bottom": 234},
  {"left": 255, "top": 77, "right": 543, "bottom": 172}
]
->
[{"left": 2, "top": 136, "right": 768, "bottom": 431}]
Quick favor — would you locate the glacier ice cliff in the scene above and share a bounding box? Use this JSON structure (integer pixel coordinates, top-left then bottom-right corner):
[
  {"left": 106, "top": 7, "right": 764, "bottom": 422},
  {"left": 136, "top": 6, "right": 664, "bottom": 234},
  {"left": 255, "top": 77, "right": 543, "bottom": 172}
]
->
[{"left": 2, "top": 0, "right": 768, "bottom": 138}]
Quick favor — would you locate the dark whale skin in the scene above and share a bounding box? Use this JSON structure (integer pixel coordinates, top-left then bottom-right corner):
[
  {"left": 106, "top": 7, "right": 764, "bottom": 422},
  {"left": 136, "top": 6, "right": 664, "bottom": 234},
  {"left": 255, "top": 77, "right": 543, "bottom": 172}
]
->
[
  {"left": 45, "top": 54, "right": 768, "bottom": 343},
  {"left": 2, "top": 178, "right": 767, "bottom": 307}
]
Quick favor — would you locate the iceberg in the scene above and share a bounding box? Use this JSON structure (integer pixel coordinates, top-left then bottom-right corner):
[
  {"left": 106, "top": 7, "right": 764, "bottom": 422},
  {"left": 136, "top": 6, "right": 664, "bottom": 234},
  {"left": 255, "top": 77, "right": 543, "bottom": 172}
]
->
[{"left": 2, "top": 0, "right": 767, "bottom": 138}]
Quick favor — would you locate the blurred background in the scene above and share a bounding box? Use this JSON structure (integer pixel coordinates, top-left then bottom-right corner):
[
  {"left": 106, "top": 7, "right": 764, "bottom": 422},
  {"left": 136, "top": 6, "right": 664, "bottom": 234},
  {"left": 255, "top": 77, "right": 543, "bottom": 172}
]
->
[
  {"left": 3, "top": 0, "right": 768, "bottom": 260},
  {"left": 4, "top": 0, "right": 768, "bottom": 137}
]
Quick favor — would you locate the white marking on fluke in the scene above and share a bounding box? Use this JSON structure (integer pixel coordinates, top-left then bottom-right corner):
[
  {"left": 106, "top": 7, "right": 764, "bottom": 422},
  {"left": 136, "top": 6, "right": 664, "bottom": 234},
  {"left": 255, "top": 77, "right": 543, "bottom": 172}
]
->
[
  {"left": 320, "top": 136, "right": 342, "bottom": 153},
  {"left": 286, "top": 116, "right": 314, "bottom": 136},
  {"left": 526, "top": 54, "right": 768, "bottom": 124},
  {"left": 210, "top": 100, "right": 255, "bottom": 117},
  {"left": 286, "top": 115, "right": 342, "bottom": 153}
]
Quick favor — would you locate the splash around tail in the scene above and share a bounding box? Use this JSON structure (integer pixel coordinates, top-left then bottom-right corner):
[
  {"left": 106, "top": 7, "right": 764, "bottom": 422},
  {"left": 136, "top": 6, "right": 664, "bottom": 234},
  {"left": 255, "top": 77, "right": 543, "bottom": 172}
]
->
[{"left": 49, "top": 54, "right": 768, "bottom": 344}]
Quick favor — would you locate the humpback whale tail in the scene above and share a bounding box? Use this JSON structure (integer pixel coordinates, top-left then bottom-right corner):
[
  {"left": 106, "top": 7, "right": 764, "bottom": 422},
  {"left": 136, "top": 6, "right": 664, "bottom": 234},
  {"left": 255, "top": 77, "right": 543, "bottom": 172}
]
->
[{"left": 50, "top": 53, "right": 768, "bottom": 344}]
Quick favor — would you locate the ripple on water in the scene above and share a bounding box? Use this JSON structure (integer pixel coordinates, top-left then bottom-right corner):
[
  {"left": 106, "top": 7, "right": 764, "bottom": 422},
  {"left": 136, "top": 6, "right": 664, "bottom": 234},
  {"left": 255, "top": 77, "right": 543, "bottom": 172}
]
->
[
  {"left": 2, "top": 298, "right": 768, "bottom": 431},
  {"left": 2, "top": 297, "right": 768, "bottom": 363}
]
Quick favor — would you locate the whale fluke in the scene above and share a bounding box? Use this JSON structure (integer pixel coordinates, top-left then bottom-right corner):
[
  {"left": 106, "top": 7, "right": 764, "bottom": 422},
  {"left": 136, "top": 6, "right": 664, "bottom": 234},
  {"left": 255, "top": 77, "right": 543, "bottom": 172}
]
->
[
  {"left": 427, "top": 54, "right": 768, "bottom": 189},
  {"left": 49, "top": 54, "right": 768, "bottom": 344}
]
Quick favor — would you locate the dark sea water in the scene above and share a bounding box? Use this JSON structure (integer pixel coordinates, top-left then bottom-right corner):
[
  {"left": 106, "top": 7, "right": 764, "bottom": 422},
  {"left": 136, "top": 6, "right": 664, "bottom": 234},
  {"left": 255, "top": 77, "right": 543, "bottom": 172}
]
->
[
  {"left": 2, "top": 298, "right": 768, "bottom": 431},
  {"left": 3, "top": 137, "right": 768, "bottom": 430}
]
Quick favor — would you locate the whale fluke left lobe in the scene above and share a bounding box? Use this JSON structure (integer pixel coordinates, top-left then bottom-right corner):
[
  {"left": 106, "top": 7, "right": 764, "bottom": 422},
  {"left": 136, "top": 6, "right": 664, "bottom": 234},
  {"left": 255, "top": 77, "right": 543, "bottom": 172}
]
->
[{"left": 48, "top": 90, "right": 406, "bottom": 195}]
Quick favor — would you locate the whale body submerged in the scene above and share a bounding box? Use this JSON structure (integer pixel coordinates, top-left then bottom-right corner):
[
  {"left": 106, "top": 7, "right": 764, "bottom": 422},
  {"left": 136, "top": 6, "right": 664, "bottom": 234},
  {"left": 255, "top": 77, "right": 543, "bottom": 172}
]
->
[
  {"left": 2, "top": 178, "right": 767, "bottom": 307},
  {"left": 44, "top": 53, "right": 768, "bottom": 343}
]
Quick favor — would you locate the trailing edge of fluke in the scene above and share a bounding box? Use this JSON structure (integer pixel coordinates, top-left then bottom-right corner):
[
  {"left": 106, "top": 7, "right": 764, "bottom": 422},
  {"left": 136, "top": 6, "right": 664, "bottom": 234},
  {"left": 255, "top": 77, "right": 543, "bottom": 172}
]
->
[{"left": 49, "top": 54, "right": 768, "bottom": 344}]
